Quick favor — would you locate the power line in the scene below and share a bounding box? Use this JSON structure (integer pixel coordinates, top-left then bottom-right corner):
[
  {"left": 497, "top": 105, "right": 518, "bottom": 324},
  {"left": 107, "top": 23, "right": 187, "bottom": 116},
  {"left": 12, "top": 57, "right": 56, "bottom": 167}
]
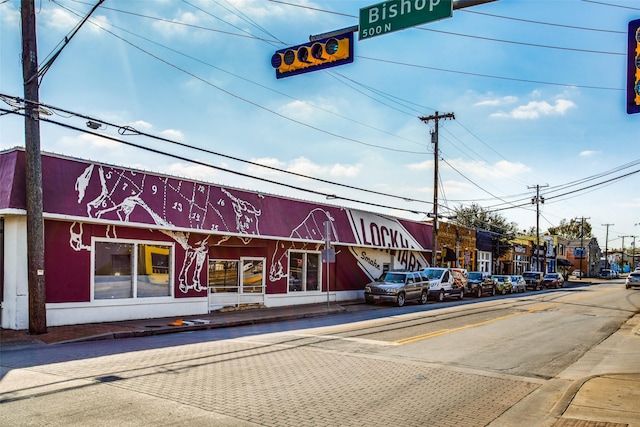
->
[
  {"left": 461, "top": 9, "right": 625, "bottom": 34},
  {"left": 357, "top": 56, "right": 622, "bottom": 92},
  {"left": 0, "top": 98, "right": 436, "bottom": 207},
  {"left": 2, "top": 107, "right": 434, "bottom": 216}
]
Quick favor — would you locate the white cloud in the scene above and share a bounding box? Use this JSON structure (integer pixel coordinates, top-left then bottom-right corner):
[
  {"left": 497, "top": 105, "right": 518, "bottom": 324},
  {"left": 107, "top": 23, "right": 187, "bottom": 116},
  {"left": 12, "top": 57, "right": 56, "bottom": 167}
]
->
[
  {"left": 406, "top": 159, "right": 433, "bottom": 171},
  {"left": 246, "top": 156, "right": 360, "bottom": 179},
  {"left": 163, "top": 162, "right": 218, "bottom": 182},
  {"left": 580, "top": 150, "right": 599, "bottom": 157},
  {"left": 0, "top": 3, "right": 20, "bottom": 28},
  {"left": 160, "top": 129, "right": 184, "bottom": 141},
  {"left": 278, "top": 100, "right": 315, "bottom": 121},
  {"left": 44, "top": 9, "right": 78, "bottom": 31},
  {"left": 474, "top": 96, "right": 518, "bottom": 107},
  {"left": 129, "top": 120, "right": 154, "bottom": 131},
  {"left": 59, "top": 133, "right": 118, "bottom": 150},
  {"left": 490, "top": 99, "right": 576, "bottom": 119}
]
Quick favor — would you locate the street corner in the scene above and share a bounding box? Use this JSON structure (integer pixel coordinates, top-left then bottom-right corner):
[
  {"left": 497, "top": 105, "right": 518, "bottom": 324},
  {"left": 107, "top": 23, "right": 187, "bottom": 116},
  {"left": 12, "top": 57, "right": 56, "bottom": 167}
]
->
[{"left": 560, "top": 374, "right": 640, "bottom": 426}]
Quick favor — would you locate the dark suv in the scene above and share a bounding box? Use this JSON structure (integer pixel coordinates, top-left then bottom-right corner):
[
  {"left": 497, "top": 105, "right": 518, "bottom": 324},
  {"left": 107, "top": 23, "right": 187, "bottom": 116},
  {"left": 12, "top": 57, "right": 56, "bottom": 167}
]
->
[
  {"left": 467, "top": 271, "right": 496, "bottom": 298},
  {"left": 522, "top": 271, "right": 544, "bottom": 290},
  {"left": 364, "top": 271, "right": 428, "bottom": 307}
]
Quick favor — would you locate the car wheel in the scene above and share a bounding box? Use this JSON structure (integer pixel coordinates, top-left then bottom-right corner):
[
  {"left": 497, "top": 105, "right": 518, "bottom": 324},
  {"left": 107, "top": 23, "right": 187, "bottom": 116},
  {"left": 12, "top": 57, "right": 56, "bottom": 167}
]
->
[
  {"left": 438, "top": 290, "right": 445, "bottom": 302},
  {"left": 501, "top": 287, "right": 506, "bottom": 295},
  {"left": 419, "top": 291, "right": 428, "bottom": 305},
  {"left": 396, "top": 293, "right": 405, "bottom": 307},
  {"left": 459, "top": 289, "right": 464, "bottom": 300},
  {"left": 476, "top": 287, "right": 482, "bottom": 298}
]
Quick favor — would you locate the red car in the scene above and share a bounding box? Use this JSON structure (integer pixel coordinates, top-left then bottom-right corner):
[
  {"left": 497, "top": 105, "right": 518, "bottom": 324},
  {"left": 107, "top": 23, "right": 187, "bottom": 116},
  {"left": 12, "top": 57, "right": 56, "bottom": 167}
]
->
[{"left": 542, "top": 273, "right": 565, "bottom": 289}]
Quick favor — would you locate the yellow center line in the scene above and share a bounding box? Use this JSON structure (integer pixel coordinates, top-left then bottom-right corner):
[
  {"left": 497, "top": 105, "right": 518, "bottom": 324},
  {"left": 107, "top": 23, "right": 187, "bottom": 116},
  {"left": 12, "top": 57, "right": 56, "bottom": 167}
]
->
[
  {"left": 395, "top": 312, "right": 522, "bottom": 345},
  {"left": 395, "top": 288, "right": 616, "bottom": 345}
]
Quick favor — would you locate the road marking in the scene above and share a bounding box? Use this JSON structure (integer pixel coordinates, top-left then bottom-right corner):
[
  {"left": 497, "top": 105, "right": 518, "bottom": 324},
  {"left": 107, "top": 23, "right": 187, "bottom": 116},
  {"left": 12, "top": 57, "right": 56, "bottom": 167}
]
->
[
  {"left": 395, "top": 312, "right": 521, "bottom": 345},
  {"left": 395, "top": 288, "right": 616, "bottom": 345}
]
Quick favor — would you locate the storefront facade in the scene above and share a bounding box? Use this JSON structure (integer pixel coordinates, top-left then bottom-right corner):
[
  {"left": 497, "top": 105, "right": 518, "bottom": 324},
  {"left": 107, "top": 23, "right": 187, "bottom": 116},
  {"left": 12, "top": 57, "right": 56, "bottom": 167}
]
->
[{"left": 0, "top": 149, "right": 433, "bottom": 329}]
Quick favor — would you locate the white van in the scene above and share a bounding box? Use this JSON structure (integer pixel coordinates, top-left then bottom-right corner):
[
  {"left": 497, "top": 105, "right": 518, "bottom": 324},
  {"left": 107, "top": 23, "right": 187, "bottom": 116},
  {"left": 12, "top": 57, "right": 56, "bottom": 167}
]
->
[{"left": 422, "top": 267, "right": 465, "bottom": 302}]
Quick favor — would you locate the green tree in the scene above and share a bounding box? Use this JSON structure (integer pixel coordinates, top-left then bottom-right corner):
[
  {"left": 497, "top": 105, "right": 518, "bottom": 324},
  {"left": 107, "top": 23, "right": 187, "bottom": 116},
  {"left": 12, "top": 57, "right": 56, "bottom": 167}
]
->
[
  {"left": 451, "top": 203, "right": 520, "bottom": 258},
  {"left": 547, "top": 218, "right": 592, "bottom": 239}
]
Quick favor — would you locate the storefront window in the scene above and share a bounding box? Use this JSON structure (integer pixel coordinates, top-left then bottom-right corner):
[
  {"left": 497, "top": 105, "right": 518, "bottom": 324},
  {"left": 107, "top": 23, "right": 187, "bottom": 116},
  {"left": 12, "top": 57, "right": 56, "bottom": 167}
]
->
[
  {"left": 242, "top": 259, "right": 264, "bottom": 293},
  {"left": 137, "top": 244, "right": 171, "bottom": 297},
  {"left": 208, "top": 259, "right": 265, "bottom": 294},
  {"left": 94, "top": 242, "right": 133, "bottom": 299},
  {"left": 94, "top": 240, "right": 172, "bottom": 300},
  {"left": 209, "top": 260, "right": 239, "bottom": 293},
  {"left": 289, "top": 251, "right": 321, "bottom": 292}
]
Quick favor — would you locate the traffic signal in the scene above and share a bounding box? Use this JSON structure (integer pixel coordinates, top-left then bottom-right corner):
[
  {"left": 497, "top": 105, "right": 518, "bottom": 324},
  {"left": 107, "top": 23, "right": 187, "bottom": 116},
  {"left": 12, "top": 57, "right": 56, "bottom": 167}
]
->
[
  {"left": 627, "top": 19, "right": 640, "bottom": 114},
  {"left": 271, "top": 33, "right": 354, "bottom": 79}
]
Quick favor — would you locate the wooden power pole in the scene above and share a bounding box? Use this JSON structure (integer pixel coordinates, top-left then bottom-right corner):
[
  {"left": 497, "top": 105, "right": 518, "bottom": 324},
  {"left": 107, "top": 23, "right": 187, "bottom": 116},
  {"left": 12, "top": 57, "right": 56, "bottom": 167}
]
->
[
  {"left": 21, "top": 0, "right": 47, "bottom": 334},
  {"left": 420, "top": 111, "right": 455, "bottom": 267}
]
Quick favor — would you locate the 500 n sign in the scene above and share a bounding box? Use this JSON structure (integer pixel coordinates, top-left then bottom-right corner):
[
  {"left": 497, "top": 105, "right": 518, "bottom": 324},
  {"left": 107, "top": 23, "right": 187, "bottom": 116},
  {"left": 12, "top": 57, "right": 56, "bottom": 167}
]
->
[{"left": 359, "top": 0, "right": 453, "bottom": 40}]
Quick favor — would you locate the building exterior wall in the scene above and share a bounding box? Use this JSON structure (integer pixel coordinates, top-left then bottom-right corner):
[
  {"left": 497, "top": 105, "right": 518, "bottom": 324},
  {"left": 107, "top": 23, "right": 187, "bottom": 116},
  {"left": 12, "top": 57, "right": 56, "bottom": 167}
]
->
[
  {"left": 0, "top": 149, "right": 433, "bottom": 329},
  {"left": 1, "top": 215, "right": 28, "bottom": 329}
]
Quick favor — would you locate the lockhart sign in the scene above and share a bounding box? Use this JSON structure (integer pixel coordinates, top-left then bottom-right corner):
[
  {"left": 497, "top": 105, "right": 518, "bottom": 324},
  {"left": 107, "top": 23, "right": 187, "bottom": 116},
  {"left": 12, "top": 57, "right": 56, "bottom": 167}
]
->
[{"left": 359, "top": 0, "right": 453, "bottom": 40}]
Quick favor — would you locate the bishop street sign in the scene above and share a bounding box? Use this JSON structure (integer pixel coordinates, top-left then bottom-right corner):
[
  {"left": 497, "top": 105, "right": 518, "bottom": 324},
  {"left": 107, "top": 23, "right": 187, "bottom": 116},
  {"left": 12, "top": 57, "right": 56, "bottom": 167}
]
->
[{"left": 359, "top": 0, "right": 453, "bottom": 40}]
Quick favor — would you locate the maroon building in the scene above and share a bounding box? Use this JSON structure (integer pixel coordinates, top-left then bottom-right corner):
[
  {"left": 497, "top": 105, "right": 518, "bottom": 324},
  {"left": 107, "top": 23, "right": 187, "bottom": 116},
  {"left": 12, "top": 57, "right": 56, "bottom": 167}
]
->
[{"left": 0, "top": 148, "right": 433, "bottom": 329}]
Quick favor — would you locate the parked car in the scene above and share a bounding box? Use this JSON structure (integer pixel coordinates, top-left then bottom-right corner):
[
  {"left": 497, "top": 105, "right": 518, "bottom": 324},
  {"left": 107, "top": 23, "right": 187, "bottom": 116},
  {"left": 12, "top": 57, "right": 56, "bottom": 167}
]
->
[
  {"left": 598, "top": 269, "right": 613, "bottom": 279},
  {"left": 423, "top": 267, "right": 465, "bottom": 301},
  {"left": 542, "top": 272, "right": 565, "bottom": 289},
  {"left": 510, "top": 275, "right": 526, "bottom": 293},
  {"left": 467, "top": 271, "right": 496, "bottom": 298},
  {"left": 571, "top": 269, "right": 584, "bottom": 278},
  {"left": 492, "top": 275, "right": 513, "bottom": 294},
  {"left": 522, "top": 271, "right": 545, "bottom": 291},
  {"left": 450, "top": 268, "right": 469, "bottom": 291},
  {"left": 364, "top": 271, "right": 428, "bottom": 307},
  {"left": 626, "top": 271, "right": 640, "bottom": 289}
]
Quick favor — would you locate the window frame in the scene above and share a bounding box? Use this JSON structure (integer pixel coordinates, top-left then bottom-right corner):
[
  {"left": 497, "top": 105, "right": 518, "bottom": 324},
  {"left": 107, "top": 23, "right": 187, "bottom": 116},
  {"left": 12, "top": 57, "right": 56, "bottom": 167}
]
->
[
  {"left": 91, "top": 237, "right": 175, "bottom": 301},
  {"left": 288, "top": 249, "right": 322, "bottom": 293}
]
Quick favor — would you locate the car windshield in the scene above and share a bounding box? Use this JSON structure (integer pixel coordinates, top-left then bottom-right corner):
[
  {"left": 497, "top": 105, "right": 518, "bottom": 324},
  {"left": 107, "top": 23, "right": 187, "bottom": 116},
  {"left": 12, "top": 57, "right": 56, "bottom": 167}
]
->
[
  {"left": 383, "top": 273, "right": 406, "bottom": 283},
  {"left": 468, "top": 272, "right": 483, "bottom": 280},
  {"left": 423, "top": 269, "right": 444, "bottom": 280},
  {"left": 495, "top": 276, "right": 507, "bottom": 282},
  {"left": 523, "top": 273, "right": 538, "bottom": 278}
]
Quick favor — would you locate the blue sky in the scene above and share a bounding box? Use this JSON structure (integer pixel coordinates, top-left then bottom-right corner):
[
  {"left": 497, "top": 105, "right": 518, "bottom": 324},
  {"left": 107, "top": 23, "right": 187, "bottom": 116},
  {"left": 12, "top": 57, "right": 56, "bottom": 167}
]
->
[{"left": 1, "top": 0, "right": 639, "bottom": 250}]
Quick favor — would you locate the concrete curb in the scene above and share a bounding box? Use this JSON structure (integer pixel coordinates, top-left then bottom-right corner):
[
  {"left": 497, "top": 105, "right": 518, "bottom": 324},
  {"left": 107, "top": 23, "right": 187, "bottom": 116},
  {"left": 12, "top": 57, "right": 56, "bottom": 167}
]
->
[{"left": 50, "top": 305, "right": 349, "bottom": 345}]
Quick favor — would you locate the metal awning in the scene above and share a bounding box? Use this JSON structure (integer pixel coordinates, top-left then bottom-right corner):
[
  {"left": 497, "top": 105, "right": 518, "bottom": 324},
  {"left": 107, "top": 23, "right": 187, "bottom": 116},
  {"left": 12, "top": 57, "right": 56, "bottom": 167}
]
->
[{"left": 557, "top": 259, "right": 574, "bottom": 266}]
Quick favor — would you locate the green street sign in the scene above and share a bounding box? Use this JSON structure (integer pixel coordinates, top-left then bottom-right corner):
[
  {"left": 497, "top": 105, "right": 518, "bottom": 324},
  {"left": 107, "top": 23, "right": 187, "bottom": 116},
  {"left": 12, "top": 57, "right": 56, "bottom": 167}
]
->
[{"left": 359, "top": 0, "right": 453, "bottom": 40}]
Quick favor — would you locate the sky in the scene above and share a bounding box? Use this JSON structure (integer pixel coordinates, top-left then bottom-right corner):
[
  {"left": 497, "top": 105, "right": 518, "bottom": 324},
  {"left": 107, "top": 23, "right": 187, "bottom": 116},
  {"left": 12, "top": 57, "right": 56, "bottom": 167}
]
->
[{"left": 1, "top": 0, "right": 639, "bottom": 252}]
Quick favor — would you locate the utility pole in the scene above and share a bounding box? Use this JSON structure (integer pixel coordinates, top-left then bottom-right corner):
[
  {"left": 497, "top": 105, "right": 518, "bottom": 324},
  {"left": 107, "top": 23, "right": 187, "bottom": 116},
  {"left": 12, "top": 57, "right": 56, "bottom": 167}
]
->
[
  {"left": 22, "top": 0, "right": 46, "bottom": 335},
  {"left": 528, "top": 184, "right": 548, "bottom": 272},
  {"left": 420, "top": 111, "right": 455, "bottom": 267},
  {"left": 631, "top": 236, "right": 637, "bottom": 271},
  {"left": 19, "top": 0, "right": 103, "bottom": 334},
  {"left": 619, "top": 235, "right": 630, "bottom": 272},
  {"left": 577, "top": 217, "right": 590, "bottom": 278},
  {"left": 602, "top": 223, "right": 614, "bottom": 269}
]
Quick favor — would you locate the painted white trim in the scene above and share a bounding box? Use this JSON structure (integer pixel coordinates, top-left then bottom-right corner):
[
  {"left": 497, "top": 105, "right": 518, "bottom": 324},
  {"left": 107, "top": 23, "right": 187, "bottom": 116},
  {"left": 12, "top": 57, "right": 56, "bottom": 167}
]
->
[
  {"left": 0, "top": 216, "right": 28, "bottom": 330},
  {"left": 264, "top": 290, "right": 363, "bottom": 308},
  {"left": 46, "top": 298, "right": 208, "bottom": 327}
]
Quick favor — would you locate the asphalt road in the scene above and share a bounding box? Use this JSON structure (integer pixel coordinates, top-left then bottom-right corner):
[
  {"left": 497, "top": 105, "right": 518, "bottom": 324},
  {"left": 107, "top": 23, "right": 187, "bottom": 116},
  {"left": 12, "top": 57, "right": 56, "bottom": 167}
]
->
[{"left": 1, "top": 280, "right": 638, "bottom": 426}]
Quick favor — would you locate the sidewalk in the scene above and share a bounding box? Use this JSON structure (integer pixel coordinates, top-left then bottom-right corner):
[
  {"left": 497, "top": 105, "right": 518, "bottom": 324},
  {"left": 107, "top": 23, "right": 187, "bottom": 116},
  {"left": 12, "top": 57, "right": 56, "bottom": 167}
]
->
[
  {"left": 1, "top": 301, "right": 639, "bottom": 426},
  {"left": 0, "top": 302, "right": 351, "bottom": 348}
]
